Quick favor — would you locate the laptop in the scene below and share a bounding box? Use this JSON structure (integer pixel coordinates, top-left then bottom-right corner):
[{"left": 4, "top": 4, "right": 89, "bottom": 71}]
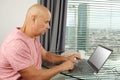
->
[{"left": 67, "top": 45, "right": 113, "bottom": 75}]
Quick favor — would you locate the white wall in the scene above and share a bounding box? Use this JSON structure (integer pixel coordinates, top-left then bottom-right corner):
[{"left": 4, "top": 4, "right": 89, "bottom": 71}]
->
[{"left": 0, "top": 0, "right": 37, "bottom": 44}]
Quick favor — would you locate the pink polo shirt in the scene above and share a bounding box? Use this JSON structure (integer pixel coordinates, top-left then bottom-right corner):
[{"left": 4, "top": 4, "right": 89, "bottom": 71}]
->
[{"left": 0, "top": 28, "right": 42, "bottom": 80}]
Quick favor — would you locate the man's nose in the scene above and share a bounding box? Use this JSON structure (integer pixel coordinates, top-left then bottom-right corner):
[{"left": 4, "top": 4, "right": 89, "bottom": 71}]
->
[{"left": 47, "top": 25, "right": 50, "bottom": 29}]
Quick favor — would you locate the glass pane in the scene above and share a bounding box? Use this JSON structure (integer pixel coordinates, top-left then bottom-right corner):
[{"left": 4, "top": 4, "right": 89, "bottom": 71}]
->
[
  {"left": 65, "top": 0, "right": 120, "bottom": 79},
  {"left": 66, "top": 0, "right": 120, "bottom": 56}
]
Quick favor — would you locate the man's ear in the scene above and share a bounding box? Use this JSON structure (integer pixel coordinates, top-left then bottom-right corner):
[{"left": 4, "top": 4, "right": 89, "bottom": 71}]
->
[{"left": 31, "top": 15, "right": 36, "bottom": 23}]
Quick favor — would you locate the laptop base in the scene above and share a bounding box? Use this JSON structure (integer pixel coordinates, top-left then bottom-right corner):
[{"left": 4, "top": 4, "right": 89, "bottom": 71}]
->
[{"left": 70, "top": 59, "right": 95, "bottom": 74}]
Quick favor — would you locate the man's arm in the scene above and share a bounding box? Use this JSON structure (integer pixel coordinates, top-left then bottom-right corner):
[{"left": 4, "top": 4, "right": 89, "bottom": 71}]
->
[
  {"left": 19, "top": 60, "right": 74, "bottom": 80},
  {"left": 18, "top": 46, "right": 82, "bottom": 80},
  {"left": 41, "top": 46, "right": 68, "bottom": 64},
  {"left": 41, "top": 46, "right": 82, "bottom": 64},
  {"left": 42, "top": 51, "right": 68, "bottom": 64},
  {"left": 18, "top": 46, "right": 79, "bottom": 80}
]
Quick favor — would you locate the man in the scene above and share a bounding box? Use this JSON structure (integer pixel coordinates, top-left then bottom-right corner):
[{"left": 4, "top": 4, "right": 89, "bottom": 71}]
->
[{"left": 0, "top": 4, "right": 81, "bottom": 80}]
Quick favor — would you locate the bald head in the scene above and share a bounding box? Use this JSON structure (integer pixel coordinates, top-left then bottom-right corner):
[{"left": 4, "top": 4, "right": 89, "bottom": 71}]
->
[
  {"left": 26, "top": 4, "right": 50, "bottom": 18},
  {"left": 21, "top": 4, "right": 51, "bottom": 38}
]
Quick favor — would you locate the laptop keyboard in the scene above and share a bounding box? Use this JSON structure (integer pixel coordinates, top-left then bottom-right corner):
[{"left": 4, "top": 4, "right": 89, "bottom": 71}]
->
[{"left": 69, "top": 59, "right": 94, "bottom": 74}]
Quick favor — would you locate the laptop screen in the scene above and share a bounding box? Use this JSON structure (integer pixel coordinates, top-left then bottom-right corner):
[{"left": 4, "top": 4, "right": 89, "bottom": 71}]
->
[{"left": 88, "top": 45, "right": 112, "bottom": 70}]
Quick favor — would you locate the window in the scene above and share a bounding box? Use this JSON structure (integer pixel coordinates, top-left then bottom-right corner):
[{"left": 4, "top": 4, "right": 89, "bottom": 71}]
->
[
  {"left": 65, "top": 1, "right": 120, "bottom": 78},
  {"left": 65, "top": 0, "right": 120, "bottom": 57}
]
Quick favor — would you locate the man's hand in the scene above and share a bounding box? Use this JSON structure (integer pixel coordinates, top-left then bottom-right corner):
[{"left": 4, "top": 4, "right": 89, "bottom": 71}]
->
[
  {"left": 59, "top": 53, "right": 82, "bottom": 71},
  {"left": 67, "top": 53, "right": 82, "bottom": 63},
  {"left": 59, "top": 60, "right": 75, "bottom": 71},
  {"left": 61, "top": 51, "right": 82, "bottom": 63}
]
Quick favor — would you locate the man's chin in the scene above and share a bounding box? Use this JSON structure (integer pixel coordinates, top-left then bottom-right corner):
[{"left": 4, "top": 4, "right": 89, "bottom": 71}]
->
[
  {"left": 39, "top": 31, "right": 47, "bottom": 36},
  {"left": 40, "top": 32, "right": 46, "bottom": 35}
]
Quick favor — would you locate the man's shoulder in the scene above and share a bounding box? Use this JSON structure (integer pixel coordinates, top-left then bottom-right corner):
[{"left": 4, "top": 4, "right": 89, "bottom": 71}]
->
[
  {"left": 3, "top": 28, "right": 32, "bottom": 45},
  {"left": 1, "top": 28, "right": 30, "bottom": 52}
]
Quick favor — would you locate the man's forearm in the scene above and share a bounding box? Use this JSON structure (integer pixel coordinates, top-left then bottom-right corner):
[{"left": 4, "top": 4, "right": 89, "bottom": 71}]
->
[
  {"left": 32, "top": 60, "right": 73, "bottom": 80},
  {"left": 37, "top": 65, "right": 64, "bottom": 80},
  {"left": 19, "top": 64, "right": 65, "bottom": 80},
  {"left": 43, "top": 52, "right": 68, "bottom": 63}
]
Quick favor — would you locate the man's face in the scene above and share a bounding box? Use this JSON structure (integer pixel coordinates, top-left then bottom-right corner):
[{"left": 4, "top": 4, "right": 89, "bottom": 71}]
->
[{"left": 34, "top": 13, "right": 51, "bottom": 36}]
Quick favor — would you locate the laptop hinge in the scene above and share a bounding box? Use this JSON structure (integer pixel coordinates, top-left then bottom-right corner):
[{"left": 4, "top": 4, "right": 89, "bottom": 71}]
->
[{"left": 88, "top": 60, "right": 99, "bottom": 73}]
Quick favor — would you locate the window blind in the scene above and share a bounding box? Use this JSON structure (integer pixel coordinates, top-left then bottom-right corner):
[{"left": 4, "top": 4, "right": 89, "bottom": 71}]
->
[{"left": 65, "top": 0, "right": 120, "bottom": 57}]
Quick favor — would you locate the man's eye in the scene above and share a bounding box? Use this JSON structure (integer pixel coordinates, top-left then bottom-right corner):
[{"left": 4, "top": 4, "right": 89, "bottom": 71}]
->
[{"left": 45, "top": 21, "right": 50, "bottom": 24}]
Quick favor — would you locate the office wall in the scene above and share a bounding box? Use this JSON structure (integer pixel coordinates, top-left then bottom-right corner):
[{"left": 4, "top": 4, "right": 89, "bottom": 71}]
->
[{"left": 0, "top": 0, "right": 37, "bottom": 44}]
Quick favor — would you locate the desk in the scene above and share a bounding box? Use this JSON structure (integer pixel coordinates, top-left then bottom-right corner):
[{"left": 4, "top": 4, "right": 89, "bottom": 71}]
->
[{"left": 51, "top": 59, "right": 120, "bottom": 80}]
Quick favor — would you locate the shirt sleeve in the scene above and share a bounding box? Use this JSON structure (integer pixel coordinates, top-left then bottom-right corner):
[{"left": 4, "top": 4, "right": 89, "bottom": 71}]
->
[{"left": 4, "top": 40, "right": 34, "bottom": 72}]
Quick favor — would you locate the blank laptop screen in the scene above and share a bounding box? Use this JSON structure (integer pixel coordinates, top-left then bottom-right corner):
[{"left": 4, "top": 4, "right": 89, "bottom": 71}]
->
[{"left": 88, "top": 46, "right": 112, "bottom": 69}]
